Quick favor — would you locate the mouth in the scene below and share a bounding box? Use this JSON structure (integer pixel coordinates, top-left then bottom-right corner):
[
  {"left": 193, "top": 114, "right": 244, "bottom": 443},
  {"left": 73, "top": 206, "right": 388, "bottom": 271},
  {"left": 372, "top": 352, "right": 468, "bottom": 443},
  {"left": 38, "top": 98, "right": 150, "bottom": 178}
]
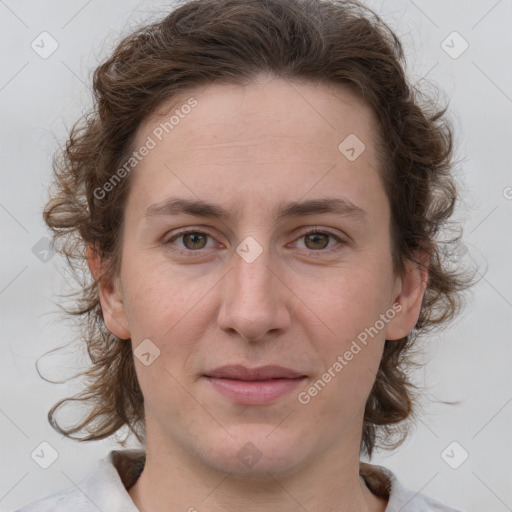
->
[{"left": 203, "top": 364, "right": 307, "bottom": 405}]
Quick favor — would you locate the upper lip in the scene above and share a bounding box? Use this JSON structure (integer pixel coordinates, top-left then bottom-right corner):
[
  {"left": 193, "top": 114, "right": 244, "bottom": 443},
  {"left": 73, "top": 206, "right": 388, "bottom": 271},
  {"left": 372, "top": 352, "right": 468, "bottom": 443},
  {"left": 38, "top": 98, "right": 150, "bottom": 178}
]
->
[{"left": 205, "top": 364, "right": 306, "bottom": 381}]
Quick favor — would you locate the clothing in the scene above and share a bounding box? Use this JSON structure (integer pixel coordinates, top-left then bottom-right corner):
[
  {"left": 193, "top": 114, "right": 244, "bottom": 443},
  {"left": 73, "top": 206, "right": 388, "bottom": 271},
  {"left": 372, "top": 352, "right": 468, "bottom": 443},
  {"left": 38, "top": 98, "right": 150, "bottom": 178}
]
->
[{"left": 13, "top": 449, "right": 463, "bottom": 512}]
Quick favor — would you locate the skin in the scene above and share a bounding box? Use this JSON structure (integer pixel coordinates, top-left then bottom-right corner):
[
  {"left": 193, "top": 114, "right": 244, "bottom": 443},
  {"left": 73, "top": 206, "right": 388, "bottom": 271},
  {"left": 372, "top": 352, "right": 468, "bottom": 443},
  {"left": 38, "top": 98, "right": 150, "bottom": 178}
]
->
[{"left": 89, "top": 74, "right": 428, "bottom": 512}]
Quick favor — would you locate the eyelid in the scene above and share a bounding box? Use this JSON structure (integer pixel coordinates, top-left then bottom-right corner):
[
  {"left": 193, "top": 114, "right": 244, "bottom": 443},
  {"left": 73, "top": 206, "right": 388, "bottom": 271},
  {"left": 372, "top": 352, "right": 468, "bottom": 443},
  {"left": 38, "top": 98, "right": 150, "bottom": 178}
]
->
[{"left": 294, "top": 226, "right": 344, "bottom": 239}]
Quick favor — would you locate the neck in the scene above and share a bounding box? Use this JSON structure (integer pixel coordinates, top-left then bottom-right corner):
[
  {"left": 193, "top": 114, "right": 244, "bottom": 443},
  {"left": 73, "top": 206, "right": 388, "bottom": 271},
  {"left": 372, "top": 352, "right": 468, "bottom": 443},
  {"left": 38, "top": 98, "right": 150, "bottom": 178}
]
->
[{"left": 127, "top": 425, "right": 387, "bottom": 512}]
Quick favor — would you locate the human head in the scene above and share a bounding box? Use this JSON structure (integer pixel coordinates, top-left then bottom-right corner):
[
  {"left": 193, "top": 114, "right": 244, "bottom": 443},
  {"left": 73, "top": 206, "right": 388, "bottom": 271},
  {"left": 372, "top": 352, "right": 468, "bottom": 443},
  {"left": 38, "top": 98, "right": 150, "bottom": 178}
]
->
[{"left": 44, "top": 0, "right": 469, "bottom": 459}]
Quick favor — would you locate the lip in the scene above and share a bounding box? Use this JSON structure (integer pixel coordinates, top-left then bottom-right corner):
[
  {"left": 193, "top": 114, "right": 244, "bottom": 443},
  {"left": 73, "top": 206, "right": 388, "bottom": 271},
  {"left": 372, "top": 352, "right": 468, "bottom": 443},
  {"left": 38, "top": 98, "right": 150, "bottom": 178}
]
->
[
  {"left": 203, "top": 365, "right": 307, "bottom": 405},
  {"left": 205, "top": 364, "right": 305, "bottom": 380}
]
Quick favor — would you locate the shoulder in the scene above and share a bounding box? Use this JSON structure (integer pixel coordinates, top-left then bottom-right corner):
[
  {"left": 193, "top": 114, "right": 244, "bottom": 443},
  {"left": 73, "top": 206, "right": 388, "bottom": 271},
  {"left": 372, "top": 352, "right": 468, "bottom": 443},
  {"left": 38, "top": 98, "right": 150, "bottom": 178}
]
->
[
  {"left": 13, "top": 486, "right": 93, "bottom": 512},
  {"left": 12, "top": 449, "right": 145, "bottom": 512},
  {"left": 360, "top": 462, "right": 464, "bottom": 512}
]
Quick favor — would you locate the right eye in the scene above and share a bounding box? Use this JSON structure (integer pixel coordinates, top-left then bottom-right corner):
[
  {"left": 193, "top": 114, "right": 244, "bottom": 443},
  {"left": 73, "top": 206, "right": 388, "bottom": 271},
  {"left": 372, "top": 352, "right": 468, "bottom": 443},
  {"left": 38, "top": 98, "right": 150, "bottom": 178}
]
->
[{"left": 164, "top": 229, "right": 218, "bottom": 252}]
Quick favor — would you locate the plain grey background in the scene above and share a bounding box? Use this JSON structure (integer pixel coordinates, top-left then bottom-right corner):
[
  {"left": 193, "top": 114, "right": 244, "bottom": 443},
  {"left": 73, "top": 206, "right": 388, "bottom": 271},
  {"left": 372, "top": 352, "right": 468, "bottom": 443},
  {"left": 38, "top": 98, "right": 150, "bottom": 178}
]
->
[{"left": 1, "top": 1, "right": 511, "bottom": 511}]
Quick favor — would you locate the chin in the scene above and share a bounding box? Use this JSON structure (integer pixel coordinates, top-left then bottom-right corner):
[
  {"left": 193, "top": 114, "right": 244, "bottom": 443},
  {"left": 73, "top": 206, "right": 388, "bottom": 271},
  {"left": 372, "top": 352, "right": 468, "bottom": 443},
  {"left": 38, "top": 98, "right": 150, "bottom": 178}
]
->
[{"left": 196, "top": 426, "right": 312, "bottom": 479}]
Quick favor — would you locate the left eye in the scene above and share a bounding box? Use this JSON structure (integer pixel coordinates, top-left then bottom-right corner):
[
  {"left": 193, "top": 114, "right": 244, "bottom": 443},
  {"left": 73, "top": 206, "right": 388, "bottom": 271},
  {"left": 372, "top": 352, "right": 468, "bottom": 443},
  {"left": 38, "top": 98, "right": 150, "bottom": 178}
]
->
[
  {"left": 165, "top": 229, "right": 343, "bottom": 253},
  {"left": 293, "top": 229, "right": 342, "bottom": 251}
]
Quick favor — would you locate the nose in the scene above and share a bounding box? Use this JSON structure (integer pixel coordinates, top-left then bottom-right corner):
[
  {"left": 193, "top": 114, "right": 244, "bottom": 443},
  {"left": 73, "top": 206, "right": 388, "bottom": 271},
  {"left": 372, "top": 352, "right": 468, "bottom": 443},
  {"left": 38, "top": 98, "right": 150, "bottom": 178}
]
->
[{"left": 217, "top": 243, "right": 291, "bottom": 342}]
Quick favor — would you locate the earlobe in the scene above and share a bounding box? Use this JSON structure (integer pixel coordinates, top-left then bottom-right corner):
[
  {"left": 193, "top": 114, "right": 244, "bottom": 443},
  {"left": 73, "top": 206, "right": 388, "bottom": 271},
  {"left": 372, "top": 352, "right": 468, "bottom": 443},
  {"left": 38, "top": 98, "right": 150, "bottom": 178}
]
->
[
  {"left": 385, "top": 251, "right": 429, "bottom": 341},
  {"left": 87, "top": 245, "right": 131, "bottom": 340}
]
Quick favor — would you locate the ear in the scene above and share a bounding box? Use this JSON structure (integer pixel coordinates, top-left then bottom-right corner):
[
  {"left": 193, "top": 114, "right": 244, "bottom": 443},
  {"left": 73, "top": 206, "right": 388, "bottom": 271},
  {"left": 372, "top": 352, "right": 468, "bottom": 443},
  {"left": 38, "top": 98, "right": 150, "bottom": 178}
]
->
[
  {"left": 385, "top": 250, "right": 429, "bottom": 341},
  {"left": 87, "top": 244, "right": 131, "bottom": 340}
]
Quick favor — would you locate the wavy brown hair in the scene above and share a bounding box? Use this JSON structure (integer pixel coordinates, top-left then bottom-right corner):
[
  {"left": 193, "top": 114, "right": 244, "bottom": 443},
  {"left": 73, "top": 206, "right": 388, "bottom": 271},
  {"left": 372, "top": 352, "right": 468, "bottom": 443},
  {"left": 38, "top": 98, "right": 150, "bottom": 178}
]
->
[{"left": 41, "top": 0, "right": 474, "bottom": 458}]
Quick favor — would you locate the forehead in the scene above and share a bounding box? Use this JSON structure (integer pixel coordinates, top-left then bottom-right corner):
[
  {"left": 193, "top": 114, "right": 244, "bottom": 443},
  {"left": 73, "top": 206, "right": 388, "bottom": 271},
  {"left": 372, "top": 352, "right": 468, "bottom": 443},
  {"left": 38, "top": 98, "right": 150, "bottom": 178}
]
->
[
  {"left": 141, "top": 76, "right": 379, "bottom": 151},
  {"left": 127, "top": 76, "right": 387, "bottom": 224}
]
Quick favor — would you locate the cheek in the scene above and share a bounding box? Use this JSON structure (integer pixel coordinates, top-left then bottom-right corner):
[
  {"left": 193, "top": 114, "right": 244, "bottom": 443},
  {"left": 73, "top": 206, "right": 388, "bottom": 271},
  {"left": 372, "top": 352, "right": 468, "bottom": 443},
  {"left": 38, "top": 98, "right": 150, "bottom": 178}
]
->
[
  {"left": 120, "top": 259, "right": 224, "bottom": 396},
  {"left": 122, "top": 264, "right": 209, "bottom": 408},
  {"left": 307, "top": 263, "right": 394, "bottom": 339},
  {"left": 121, "top": 256, "right": 214, "bottom": 336},
  {"left": 299, "top": 263, "right": 392, "bottom": 395}
]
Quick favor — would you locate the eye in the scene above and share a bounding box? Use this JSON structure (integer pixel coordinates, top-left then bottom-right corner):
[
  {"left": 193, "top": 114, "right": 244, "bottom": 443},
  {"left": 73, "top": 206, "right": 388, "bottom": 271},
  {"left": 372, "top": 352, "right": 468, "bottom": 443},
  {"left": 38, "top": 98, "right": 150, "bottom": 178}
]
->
[
  {"left": 164, "top": 227, "right": 345, "bottom": 255},
  {"left": 293, "top": 228, "right": 344, "bottom": 252},
  {"left": 165, "top": 230, "right": 216, "bottom": 251}
]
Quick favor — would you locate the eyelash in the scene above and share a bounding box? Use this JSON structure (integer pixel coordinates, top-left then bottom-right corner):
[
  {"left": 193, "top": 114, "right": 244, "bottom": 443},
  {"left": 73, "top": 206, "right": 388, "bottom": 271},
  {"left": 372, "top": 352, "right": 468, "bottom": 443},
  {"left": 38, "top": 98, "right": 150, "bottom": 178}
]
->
[{"left": 164, "top": 228, "right": 345, "bottom": 255}]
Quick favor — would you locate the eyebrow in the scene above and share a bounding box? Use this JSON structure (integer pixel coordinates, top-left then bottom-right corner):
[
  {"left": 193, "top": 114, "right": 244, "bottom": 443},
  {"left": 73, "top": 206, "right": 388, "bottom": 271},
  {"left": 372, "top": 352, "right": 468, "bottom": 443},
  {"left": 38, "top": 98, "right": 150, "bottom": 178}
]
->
[{"left": 144, "top": 196, "right": 367, "bottom": 222}]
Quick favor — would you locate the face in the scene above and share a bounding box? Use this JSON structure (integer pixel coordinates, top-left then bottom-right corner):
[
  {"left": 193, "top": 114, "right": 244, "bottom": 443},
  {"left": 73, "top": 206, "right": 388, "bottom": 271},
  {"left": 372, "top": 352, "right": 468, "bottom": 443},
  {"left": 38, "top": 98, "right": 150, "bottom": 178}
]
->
[{"left": 96, "top": 75, "right": 425, "bottom": 478}]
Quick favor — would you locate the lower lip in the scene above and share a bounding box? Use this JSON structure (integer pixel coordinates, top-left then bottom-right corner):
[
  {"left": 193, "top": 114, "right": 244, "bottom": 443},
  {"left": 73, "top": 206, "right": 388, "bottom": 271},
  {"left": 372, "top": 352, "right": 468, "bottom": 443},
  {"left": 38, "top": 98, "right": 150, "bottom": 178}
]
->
[{"left": 205, "top": 376, "right": 306, "bottom": 404}]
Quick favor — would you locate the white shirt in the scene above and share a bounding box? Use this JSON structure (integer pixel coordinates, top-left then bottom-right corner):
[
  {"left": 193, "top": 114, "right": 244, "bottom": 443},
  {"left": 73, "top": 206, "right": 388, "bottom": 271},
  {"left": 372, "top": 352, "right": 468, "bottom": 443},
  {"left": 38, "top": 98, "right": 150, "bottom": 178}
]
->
[{"left": 13, "top": 449, "right": 463, "bottom": 512}]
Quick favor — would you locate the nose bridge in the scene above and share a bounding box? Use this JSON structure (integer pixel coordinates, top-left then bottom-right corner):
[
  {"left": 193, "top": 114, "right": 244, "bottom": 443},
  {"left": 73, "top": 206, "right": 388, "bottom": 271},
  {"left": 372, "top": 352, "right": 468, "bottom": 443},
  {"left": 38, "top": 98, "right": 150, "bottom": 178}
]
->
[
  {"left": 218, "top": 238, "right": 289, "bottom": 340},
  {"left": 232, "top": 241, "right": 273, "bottom": 300}
]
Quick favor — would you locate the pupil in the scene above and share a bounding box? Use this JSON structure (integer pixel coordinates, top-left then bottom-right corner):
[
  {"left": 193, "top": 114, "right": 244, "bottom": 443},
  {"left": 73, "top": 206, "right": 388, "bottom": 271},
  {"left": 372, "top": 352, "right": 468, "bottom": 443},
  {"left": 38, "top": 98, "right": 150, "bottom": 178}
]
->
[
  {"left": 307, "top": 233, "right": 327, "bottom": 249},
  {"left": 185, "top": 233, "right": 206, "bottom": 249}
]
